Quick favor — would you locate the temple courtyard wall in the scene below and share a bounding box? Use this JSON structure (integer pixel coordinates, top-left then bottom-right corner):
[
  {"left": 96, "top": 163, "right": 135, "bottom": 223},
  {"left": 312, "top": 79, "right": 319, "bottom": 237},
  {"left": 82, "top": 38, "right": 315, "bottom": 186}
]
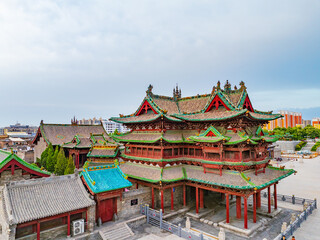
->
[
  {"left": 118, "top": 187, "right": 152, "bottom": 219},
  {"left": 275, "top": 140, "right": 300, "bottom": 153},
  {"left": 0, "top": 169, "right": 31, "bottom": 186}
]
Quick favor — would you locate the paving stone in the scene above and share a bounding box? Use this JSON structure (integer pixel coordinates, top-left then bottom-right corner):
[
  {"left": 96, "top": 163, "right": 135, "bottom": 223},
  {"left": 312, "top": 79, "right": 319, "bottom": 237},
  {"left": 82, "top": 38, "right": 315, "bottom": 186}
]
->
[{"left": 204, "top": 220, "right": 209, "bottom": 224}]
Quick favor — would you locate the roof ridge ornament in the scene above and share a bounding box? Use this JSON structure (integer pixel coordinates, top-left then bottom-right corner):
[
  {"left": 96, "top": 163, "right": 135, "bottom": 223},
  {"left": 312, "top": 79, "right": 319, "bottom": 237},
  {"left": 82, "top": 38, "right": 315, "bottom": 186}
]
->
[
  {"left": 239, "top": 81, "right": 247, "bottom": 91},
  {"left": 173, "top": 84, "right": 181, "bottom": 101},
  {"left": 224, "top": 80, "right": 231, "bottom": 92},
  {"left": 146, "top": 84, "right": 153, "bottom": 95}
]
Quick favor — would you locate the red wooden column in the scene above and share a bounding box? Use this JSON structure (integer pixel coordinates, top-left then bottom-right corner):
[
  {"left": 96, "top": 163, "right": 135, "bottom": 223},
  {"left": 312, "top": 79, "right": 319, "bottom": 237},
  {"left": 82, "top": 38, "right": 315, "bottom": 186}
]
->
[
  {"left": 268, "top": 186, "right": 271, "bottom": 213},
  {"left": 76, "top": 153, "right": 80, "bottom": 169},
  {"left": 151, "top": 187, "right": 154, "bottom": 208},
  {"left": 136, "top": 183, "right": 139, "bottom": 189},
  {"left": 244, "top": 197, "right": 248, "bottom": 229},
  {"left": 171, "top": 187, "right": 174, "bottom": 210},
  {"left": 37, "top": 222, "right": 40, "bottom": 240},
  {"left": 253, "top": 193, "right": 257, "bottom": 223},
  {"left": 236, "top": 196, "right": 241, "bottom": 219},
  {"left": 200, "top": 189, "right": 204, "bottom": 209},
  {"left": 196, "top": 187, "right": 199, "bottom": 214},
  {"left": 67, "top": 213, "right": 71, "bottom": 236},
  {"left": 161, "top": 189, "right": 164, "bottom": 213},
  {"left": 274, "top": 183, "right": 278, "bottom": 209},
  {"left": 226, "top": 194, "right": 230, "bottom": 223},
  {"left": 257, "top": 191, "right": 261, "bottom": 208},
  {"left": 183, "top": 185, "right": 186, "bottom": 206}
]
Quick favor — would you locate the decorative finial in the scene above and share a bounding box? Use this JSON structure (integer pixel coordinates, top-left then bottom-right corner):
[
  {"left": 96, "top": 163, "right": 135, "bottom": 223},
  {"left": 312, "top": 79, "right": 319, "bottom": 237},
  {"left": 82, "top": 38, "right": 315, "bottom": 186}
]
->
[
  {"left": 239, "top": 81, "right": 246, "bottom": 90},
  {"left": 224, "top": 80, "right": 231, "bottom": 92},
  {"left": 146, "top": 84, "right": 153, "bottom": 95},
  {"left": 71, "top": 116, "right": 78, "bottom": 125},
  {"left": 217, "top": 81, "right": 221, "bottom": 89},
  {"left": 234, "top": 85, "right": 237, "bottom": 90},
  {"left": 173, "top": 84, "right": 181, "bottom": 100}
]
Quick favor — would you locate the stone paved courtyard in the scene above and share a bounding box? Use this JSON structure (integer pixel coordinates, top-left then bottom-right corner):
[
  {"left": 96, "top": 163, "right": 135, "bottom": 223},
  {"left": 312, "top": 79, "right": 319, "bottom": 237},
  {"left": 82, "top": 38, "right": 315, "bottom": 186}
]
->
[{"left": 277, "top": 156, "right": 320, "bottom": 239}]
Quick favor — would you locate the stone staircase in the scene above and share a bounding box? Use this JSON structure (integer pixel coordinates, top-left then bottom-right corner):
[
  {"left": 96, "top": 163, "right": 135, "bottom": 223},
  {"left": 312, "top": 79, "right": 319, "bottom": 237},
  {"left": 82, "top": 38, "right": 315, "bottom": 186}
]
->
[
  {"left": 99, "top": 222, "right": 134, "bottom": 240},
  {"left": 301, "top": 140, "right": 314, "bottom": 152}
]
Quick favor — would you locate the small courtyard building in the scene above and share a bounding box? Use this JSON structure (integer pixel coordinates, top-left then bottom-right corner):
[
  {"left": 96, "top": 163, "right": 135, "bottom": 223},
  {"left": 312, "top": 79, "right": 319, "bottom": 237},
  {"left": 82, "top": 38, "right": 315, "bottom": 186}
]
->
[{"left": 0, "top": 174, "right": 95, "bottom": 240}]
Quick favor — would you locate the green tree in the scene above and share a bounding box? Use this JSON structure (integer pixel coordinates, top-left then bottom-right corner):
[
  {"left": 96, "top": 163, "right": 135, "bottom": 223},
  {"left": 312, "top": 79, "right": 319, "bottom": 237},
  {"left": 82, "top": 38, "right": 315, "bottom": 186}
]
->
[
  {"left": 64, "top": 156, "right": 75, "bottom": 175},
  {"left": 54, "top": 148, "right": 68, "bottom": 175},
  {"left": 42, "top": 143, "right": 54, "bottom": 169},
  {"left": 47, "top": 146, "right": 59, "bottom": 172},
  {"left": 45, "top": 145, "right": 55, "bottom": 172},
  {"left": 113, "top": 128, "right": 119, "bottom": 135}
]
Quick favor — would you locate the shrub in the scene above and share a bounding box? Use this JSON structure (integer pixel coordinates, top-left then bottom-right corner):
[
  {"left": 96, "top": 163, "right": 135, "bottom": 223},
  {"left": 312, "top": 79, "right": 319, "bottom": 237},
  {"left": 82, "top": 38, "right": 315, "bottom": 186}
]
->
[
  {"left": 295, "top": 141, "right": 307, "bottom": 151},
  {"left": 311, "top": 142, "right": 320, "bottom": 152}
]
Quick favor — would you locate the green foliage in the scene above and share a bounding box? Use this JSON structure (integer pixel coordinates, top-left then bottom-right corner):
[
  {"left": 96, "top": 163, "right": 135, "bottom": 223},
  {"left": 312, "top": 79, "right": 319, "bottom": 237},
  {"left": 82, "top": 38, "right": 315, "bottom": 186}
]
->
[
  {"left": 39, "top": 143, "right": 53, "bottom": 169},
  {"left": 113, "top": 129, "right": 119, "bottom": 135},
  {"left": 36, "top": 157, "right": 41, "bottom": 165},
  {"left": 271, "top": 125, "right": 320, "bottom": 141},
  {"left": 295, "top": 141, "right": 307, "bottom": 151},
  {"left": 54, "top": 148, "right": 68, "bottom": 175},
  {"left": 311, "top": 141, "right": 320, "bottom": 152},
  {"left": 64, "top": 156, "right": 75, "bottom": 175},
  {"left": 46, "top": 146, "right": 59, "bottom": 172}
]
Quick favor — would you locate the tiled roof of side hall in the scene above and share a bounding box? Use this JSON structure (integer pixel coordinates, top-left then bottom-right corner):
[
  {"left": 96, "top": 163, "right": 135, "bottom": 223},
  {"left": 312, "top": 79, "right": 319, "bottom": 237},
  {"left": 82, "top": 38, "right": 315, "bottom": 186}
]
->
[
  {"left": 0, "top": 150, "right": 50, "bottom": 176},
  {"left": 36, "top": 123, "right": 107, "bottom": 146},
  {"left": 80, "top": 164, "right": 132, "bottom": 194},
  {"left": 2, "top": 175, "right": 95, "bottom": 225},
  {"left": 87, "top": 148, "right": 119, "bottom": 158},
  {"left": 119, "top": 162, "right": 295, "bottom": 190}
]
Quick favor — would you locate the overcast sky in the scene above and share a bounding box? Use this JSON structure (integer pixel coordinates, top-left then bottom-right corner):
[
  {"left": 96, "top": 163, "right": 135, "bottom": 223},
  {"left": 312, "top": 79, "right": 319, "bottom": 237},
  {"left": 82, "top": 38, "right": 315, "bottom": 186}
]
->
[{"left": 0, "top": 0, "right": 319, "bottom": 126}]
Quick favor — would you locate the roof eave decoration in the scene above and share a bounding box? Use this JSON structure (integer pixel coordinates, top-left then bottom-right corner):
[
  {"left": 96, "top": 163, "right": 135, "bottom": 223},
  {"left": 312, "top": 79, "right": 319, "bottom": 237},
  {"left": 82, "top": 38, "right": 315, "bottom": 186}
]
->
[{"left": 248, "top": 112, "right": 283, "bottom": 121}]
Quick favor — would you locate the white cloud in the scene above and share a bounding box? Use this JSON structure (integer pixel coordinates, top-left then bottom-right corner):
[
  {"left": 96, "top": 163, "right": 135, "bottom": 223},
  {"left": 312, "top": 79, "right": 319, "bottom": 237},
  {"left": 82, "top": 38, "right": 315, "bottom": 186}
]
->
[{"left": 251, "top": 89, "right": 320, "bottom": 111}]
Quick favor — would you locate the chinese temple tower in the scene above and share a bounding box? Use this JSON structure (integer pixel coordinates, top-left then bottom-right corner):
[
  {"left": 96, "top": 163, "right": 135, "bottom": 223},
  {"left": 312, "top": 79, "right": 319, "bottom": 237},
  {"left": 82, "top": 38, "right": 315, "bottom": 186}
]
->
[{"left": 111, "top": 81, "right": 294, "bottom": 229}]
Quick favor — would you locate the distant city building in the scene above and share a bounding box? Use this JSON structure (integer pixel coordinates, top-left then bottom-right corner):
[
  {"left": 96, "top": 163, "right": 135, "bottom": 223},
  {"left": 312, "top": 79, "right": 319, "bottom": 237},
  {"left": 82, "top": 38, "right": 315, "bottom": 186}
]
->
[
  {"left": 77, "top": 118, "right": 130, "bottom": 134},
  {"left": 312, "top": 118, "right": 320, "bottom": 129},
  {"left": 4, "top": 122, "right": 38, "bottom": 135},
  {"left": 78, "top": 117, "right": 102, "bottom": 125},
  {"left": 266, "top": 110, "right": 302, "bottom": 130},
  {"left": 102, "top": 119, "right": 130, "bottom": 134},
  {"left": 303, "top": 119, "right": 312, "bottom": 126}
]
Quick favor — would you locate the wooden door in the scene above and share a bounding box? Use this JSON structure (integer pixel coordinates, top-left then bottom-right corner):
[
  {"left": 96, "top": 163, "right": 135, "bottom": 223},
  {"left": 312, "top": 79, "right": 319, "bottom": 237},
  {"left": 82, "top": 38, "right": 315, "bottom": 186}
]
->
[{"left": 99, "top": 198, "right": 115, "bottom": 223}]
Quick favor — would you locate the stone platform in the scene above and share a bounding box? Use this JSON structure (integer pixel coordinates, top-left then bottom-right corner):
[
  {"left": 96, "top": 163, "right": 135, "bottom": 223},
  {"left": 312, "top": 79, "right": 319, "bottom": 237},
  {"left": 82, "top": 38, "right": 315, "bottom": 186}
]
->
[
  {"left": 218, "top": 217, "right": 263, "bottom": 237},
  {"left": 186, "top": 208, "right": 214, "bottom": 220}
]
